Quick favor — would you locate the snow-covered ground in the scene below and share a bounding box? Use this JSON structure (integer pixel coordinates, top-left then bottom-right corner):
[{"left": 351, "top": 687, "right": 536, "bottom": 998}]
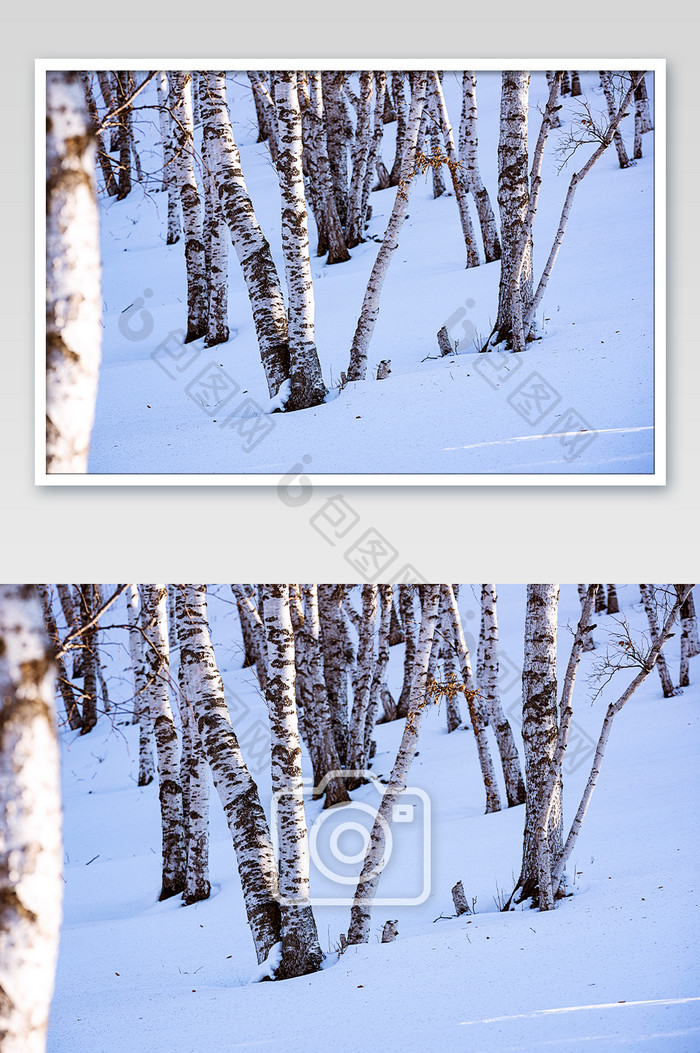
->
[
  {"left": 86, "top": 70, "right": 657, "bottom": 479},
  {"left": 48, "top": 585, "right": 699, "bottom": 1051}
]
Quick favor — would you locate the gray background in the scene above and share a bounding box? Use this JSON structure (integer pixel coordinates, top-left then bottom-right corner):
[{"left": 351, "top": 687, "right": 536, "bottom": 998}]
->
[{"left": 5, "top": 5, "right": 696, "bottom": 582}]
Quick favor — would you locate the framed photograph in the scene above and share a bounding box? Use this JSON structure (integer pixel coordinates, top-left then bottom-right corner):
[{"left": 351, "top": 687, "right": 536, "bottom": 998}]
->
[{"left": 38, "top": 61, "right": 664, "bottom": 484}]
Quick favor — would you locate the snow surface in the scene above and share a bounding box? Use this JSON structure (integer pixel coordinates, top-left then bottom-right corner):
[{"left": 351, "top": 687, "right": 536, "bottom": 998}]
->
[
  {"left": 48, "top": 585, "right": 699, "bottom": 1051},
  {"left": 86, "top": 72, "right": 656, "bottom": 478}
]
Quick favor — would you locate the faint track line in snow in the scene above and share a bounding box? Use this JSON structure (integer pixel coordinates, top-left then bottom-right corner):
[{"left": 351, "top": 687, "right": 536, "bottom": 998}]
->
[
  {"left": 458, "top": 995, "right": 700, "bottom": 1025},
  {"left": 444, "top": 425, "right": 653, "bottom": 452}
]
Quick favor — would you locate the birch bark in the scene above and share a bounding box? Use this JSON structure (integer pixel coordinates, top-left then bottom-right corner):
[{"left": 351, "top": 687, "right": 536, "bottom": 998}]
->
[
  {"left": 261, "top": 585, "right": 323, "bottom": 979},
  {"left": 346, "top": 72, "right": 428, "bottom": 381},
  {"left": 199, "top": 72, "right": 290, "bottom": 398},
  {"left": 429, "top": 72, "right": 480, "bottom": 268},
  {"left": 140, "top": 583, "right": 186, "bottom": 900},
  {"left": 36, "top": 585, "right": 82, "bottom": 731},
  {"left": 512, "top": 584, "right": 561, "bottom": 907},
  {"left": 346, "top": 585, "right": 440, "bottom": 945},
  {"left": 176, "top": 584, "right": 281, "bottom": 964},
  {"left": 46, "top": 71, "right": 102, "bottom": 474},
  {"left": 442, "top": 586, "right": 501, "bottom": 814},
  {"left": 272, "top": 71, "right": 327, "bottom": 411},
  {"left": 125, "top": 584, "right": 155, "bottom": 785},
  {"left": 640, "top": 585, "right": 676, "bottom": 697},
  {"left": 169, "top": 72, "right": 208, "bottom": 343},
  {"left": 477, "top": 585, "right": 525, "bottom": 806},
  {"left": 0, "top": 586, "right": 61, "bottom": 1053}
]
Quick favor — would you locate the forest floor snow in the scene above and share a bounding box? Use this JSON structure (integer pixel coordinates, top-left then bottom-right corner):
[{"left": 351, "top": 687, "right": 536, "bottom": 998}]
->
[
  {"left": 87, "top": 71, "right": 656, "bottom": 478},
  {"left": 47, "top": 585, "right": 699, "bottom": 1051}
]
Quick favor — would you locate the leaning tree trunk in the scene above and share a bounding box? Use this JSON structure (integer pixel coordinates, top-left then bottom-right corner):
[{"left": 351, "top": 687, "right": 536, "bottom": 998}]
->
[
  {"left": 346, "top": 71, "right": 428, "bottom": 382},
  {"left": 577, "top": 584, "right": 596, "bottom": 651},
  {"left": 271, "top": 72, "right": 327, "bottom": 411},
  {"left": 261, "top": 585, "right": 324, "bottom": 980},
  {"left": 512, "top": 584, "right": 561, "bottom": 907},
  {"left": 347, "top": 585, "right": 441, "bottom": 945},
  {"left": 36, "top": 584, "right": 82, "bottom": 731},
  {"left": 46, "top": 71, "right": 102, "bottom": 474},
  {"left": 640, "top": 585, "right": 676, "bottom": 698},
  {"left": 477, "top": 585, "right": 525, "bottom": 806},
  {"left": 492, "top": 71, "right": 532, "bottom": 349},
  {"left": 169, "top": 72, "right": 208, "bottom": 343},
  {"left": 600, "top": 72, "right": 631, "bottom": 169},
  {"left": 443, "top": 585, "right": 501, "bottom": 814},
  {"left": 430, "top": 72, "right": 480, "bottom": 268},
  {"left": 199, "top": 72, "right": 290, "bottom": 398},
  {"left": 0, "top": 585, "right": 62, "bottom": 1053},
  {"left": 176, "top": 584, "right": 281, "bottom": 964},
  {"left": 140, "top": 584, "right": 186, "bottom": 900}
]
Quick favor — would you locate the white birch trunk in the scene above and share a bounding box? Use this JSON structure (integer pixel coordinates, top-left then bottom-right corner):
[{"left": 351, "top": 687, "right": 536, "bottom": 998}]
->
[
  {"left": 198, "top": 74, "right": 229, "bottom": 348},
  {"left": 389, "top": 72, "right": 408, "bottom": 186},
  {"left": 303, "top": 73, "right": 350, "bottom": 264},
  {"left": 429, "top": 72, "right": 480, "bottom": 268},
  {"left": 492, "top": 71, "right": 532, "bottom": 348},
  {"left": 46, "top": 71, "right": 101, "bottom": 474},
  {"left": 0, "top": 586, "right": 61, "bottom": 1053},
  {"left": 261, "top": 585, "right": 323, "bottom": 979},
  {"left": 443, "top": 585, "right": 501, "bottom": 814},
  {"left": 346, "top": 585, "right": 441, "bottom": 945},
  {"left": 77, "top": 585, "right": 97, "bottom": 734},
  {"left": 231, "top": 584, "right": 268, "bottom": 692},
  {"left": 577, "top": 584, "right": 596, "bottom": 651},
  {"left": 477, "top": 585, "right": 525, "bottom": 806},
  {"left": 156, "top": 72, "right": 181, "bottom": 244},
  {"left": 347, "top": 585, "right": 378, "bottom": 781},
  {"left": 36, "top": 584, "right": 81, "bottom": 732},
  {"left": 317, "top": 584, "right": 351, "bottom": 764},
  {"left": 272, "top": 72, "right": 327, "bottom": 411},
  {"left": 438, "top": 596, "right": 462, "bottom": 733},
  {"left": 640, "top": 585, "right": 676, "bottom": 697},
  {"left": 175, "top": 584, "right": 281, "bottom": 963},
  {"left": 140, "top": 584, "right": 185, "bottom": 900},
  {"left": 172, "top": 588, "right": 210, "bottom": 905},
  {"left": 600, "top": 72, "right": 631, "bottom": 169},
  {"left": 346, "top": 72, "right": 428, "bottom": 381},
  {"left": 458, "top": 72, "right": 500, "bottom": 265},
  {"left": 359, "top": 72, "right": 388, "bottom": 228},
  {"left": 346, "top": 71, "right": 373, "bottom": 247},
  {"left": 125, "top": 584, "right": 155, "bottom": 784},
  {"left": 169, "top": 72, "right": 208, "bottom": 342},
  {"left": 552, "top": 586, "right": 694, "bottom": 895},
  {"left": 534, "top": 585, "right": 598, "bottom": 910},
  {"left": 364, "top": 584, "right": 393, "bottom": 762},
  {"left": 321, "top": 72, "right": 352, "bottom": 230},
  {"left": 302, "top": 585, "right": 350, "bottom": 806},
  {"left": 513, "top": 584, "right": 561, "bottom": 907},
  {"left": 675, "top": 585, "right": 695, "bottom": 687},
  {"left": 199, "top": 72, "right": 289, "bottom": 397}
]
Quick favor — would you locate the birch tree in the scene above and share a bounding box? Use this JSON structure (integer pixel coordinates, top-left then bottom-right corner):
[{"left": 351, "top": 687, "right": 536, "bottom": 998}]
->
[
  {"left": 172, "top": 590, "right": 210, "bottom": 904},
  {"left": 347, "top": 585, "right": 378, "bottom": 779},
  {"left": 125, "top": 584, "right": 155, "bottom": 786},
  {"left": 36, "top": 585, "right": 82, "bottom": 731},
  {"left": 442, "top": 585, "right": 501, "bottom": 814},
  {"left": 458, "top": 72, "right": 502, "bottom": 261},
  {"left": 607, "top": 584, "right": 620, "bottom": 615},
  {"left": 271, "top": 72, "right": 327, "bottom": 410},
  {"left": 551, "top": 586, "right": 694, "bottom": 897},
  {"left": 511, "top": 584, "right": 561, "bottom": 907},
  {"left": 600, "top": 72, "right": 631, "bottom": 169},
  {"left": 46, "top": 71, "right": 102, "bottom": 474},
  {"left": 639, "top": 585, "right": 676, "bottom": 697},
  {"left": 396, "top": 584, "right": 418, "bottom": 718},
  {"left": 80, "top": 73, "right": 117, "bottom": 196},
  {"left": 140, "top": 584, "right": 186, "bottom": 900},
  {"left": 365, "top": 584, "right": 393, "bottom": 762},
  {"left": 155, "top": 72, "right": 181, "bottom": 244},
  {"left": 346, "top": 72, "right": 428, "bottom": 381},
  {"left": 199, "top": 72, "right": 290, "bottom": 398},
  {"left": 169, "top": 72, "right": 208, "bottom": 343},
  {"left": 389, "top": 72, "right": 408, "bottom": 186},
  {"left": 299, "top": 73, "right": 350, "bottom": 264},
  {"left": 199, "top": 75, "right": 230, "bottom": 348},
  {"left": 261, "top": 585, "right": 323, "bottom": 979},
  {"left": 347, "top": 585, "right": 441, "bottom": 945},
  {"left": 477, "top": 585, "right": 525, "bottom": 806},
  {"left": 317, "top": 584, "right": 352, "bottom": 764},
  {"left": 429, "top": 72, "right": 480, "bottom": 268},
  {"left": 176, "top": 584, "right": 281, "bottom": 964},
  {"left": 76, "top": 585, "right": 98, "bottom": 734},
  {"left": 577, "top": 584, "right": 596, "bottom": 651},
  {"left": 346, "top": 72, "right": 374, "bottom": 247},
  {"left": 0, "top": 586, "right": 61, "bottom": 1053}
]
